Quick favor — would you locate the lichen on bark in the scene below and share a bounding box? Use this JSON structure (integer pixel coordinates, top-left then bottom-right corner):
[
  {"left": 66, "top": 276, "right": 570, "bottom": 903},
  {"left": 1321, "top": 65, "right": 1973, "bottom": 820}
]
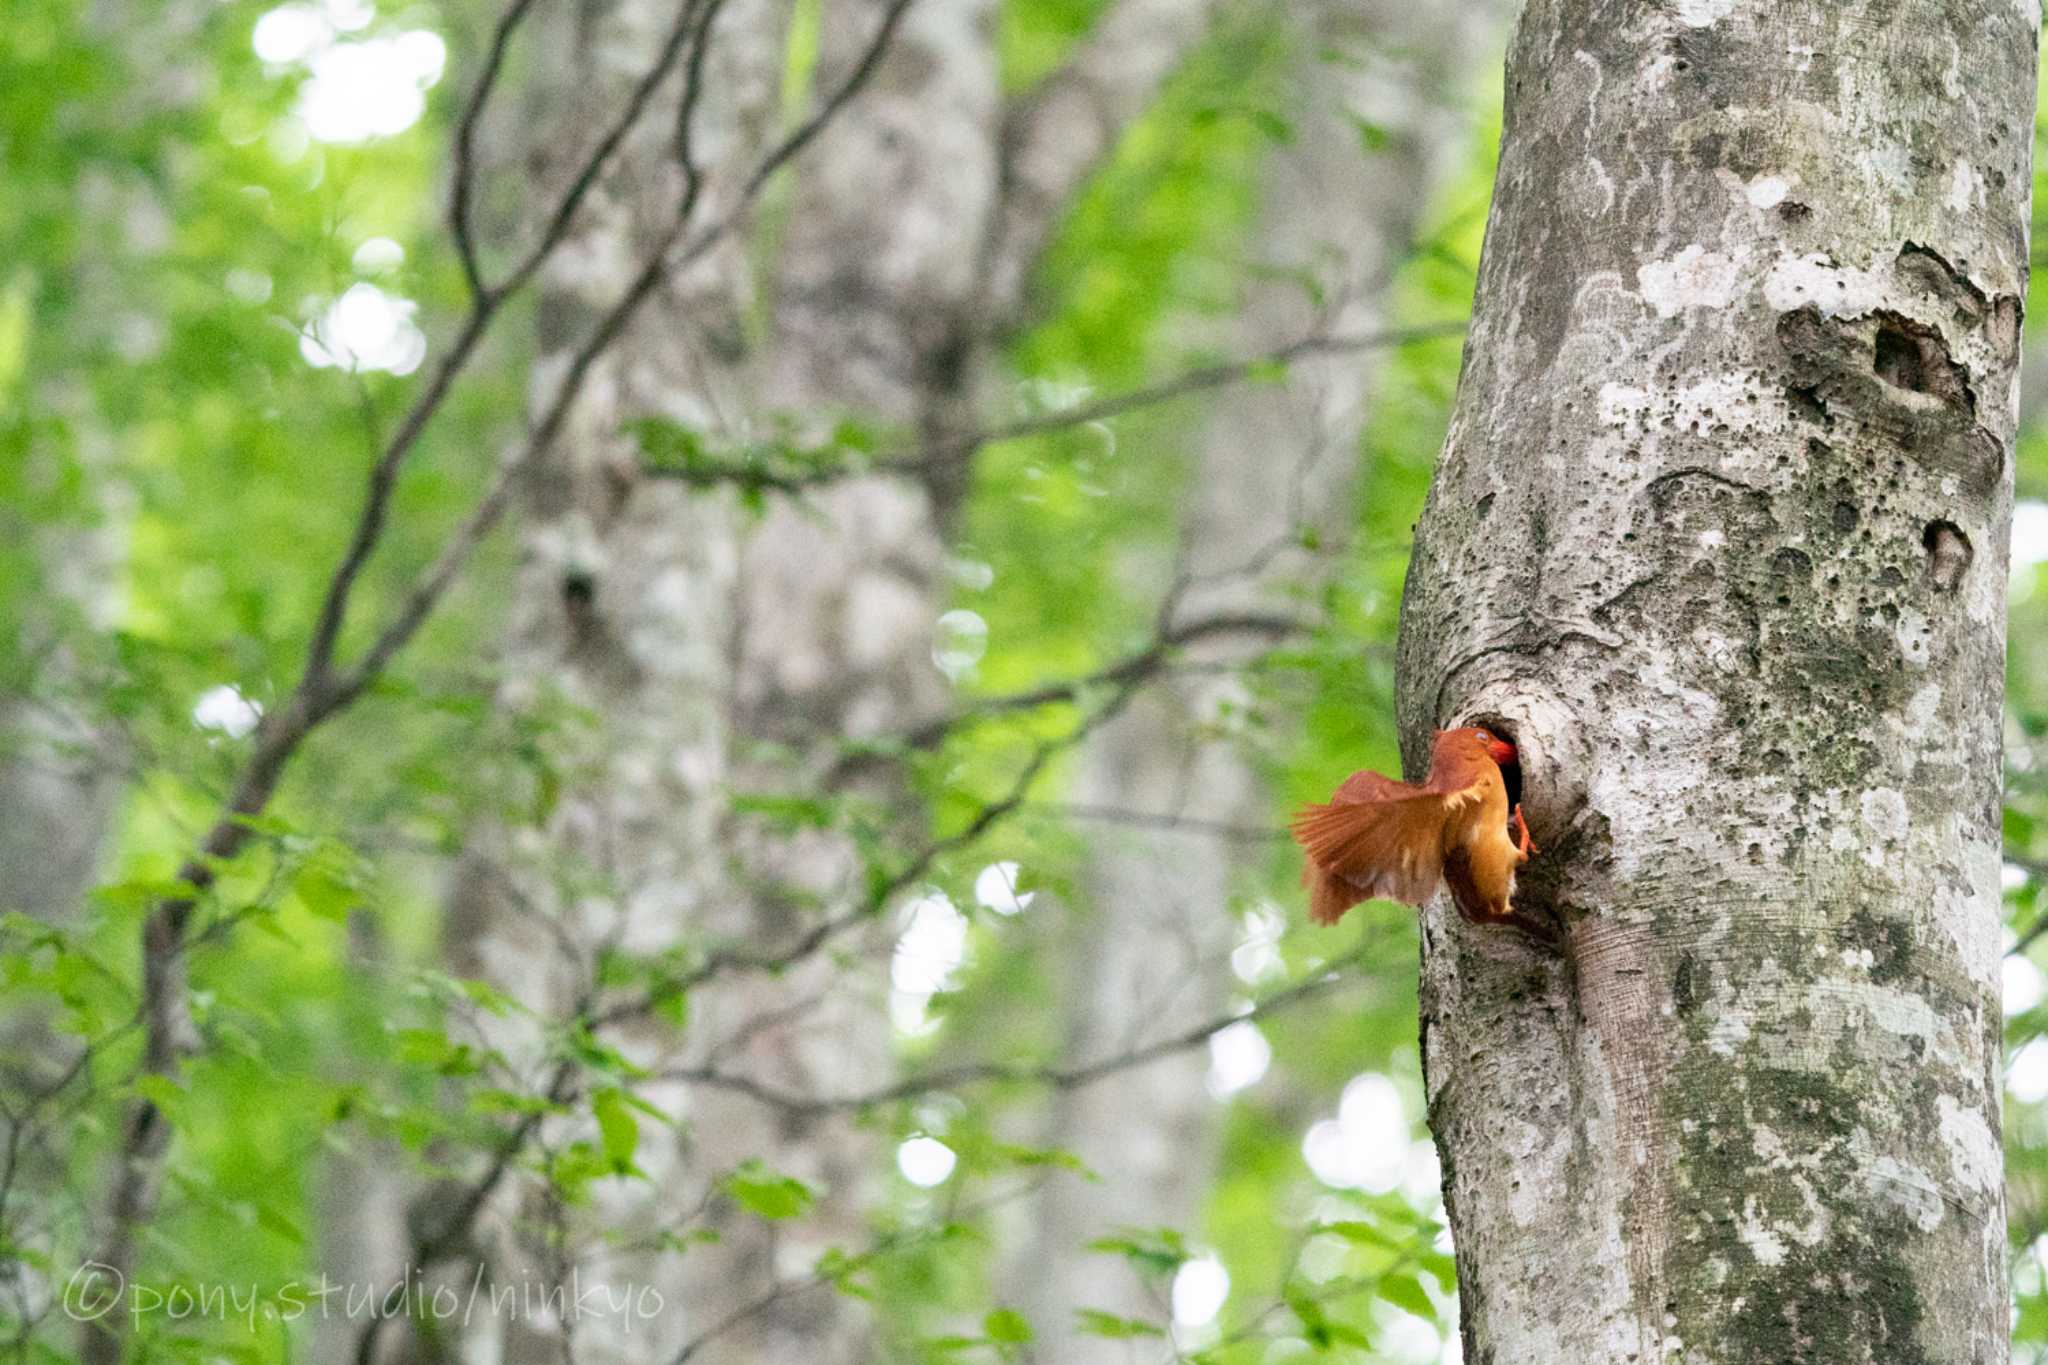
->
[{"left": 1395, "top": 2, "right": 2037, "bottom": 1360}]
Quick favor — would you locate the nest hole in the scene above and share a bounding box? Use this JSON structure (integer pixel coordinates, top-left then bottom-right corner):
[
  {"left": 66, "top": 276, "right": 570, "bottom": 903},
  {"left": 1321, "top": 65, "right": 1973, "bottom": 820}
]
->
[{"left": 1467, "top": 713, "right": 1524, "bottom": 812}]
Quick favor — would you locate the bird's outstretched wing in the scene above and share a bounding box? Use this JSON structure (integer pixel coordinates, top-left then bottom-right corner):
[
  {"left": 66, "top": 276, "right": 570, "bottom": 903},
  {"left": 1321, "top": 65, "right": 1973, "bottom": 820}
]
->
[{"left": 1290, "top": 770, "right": 1462, "bottom": 925}]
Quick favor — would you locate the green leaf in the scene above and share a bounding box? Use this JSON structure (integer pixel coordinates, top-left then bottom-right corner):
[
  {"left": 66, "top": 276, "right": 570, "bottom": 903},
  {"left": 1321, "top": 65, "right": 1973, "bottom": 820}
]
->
[
  {"left": 1086, "top": 1227, "right": 1186, "bottom": 1277},
  {"left": 90, "top": 878, "right": 200, "bottom": 914},
  {"left": 990, "top": 1142, "right": 1096, "bottom": 1180},
  {"left": 1248, "top": 109, "right": 1294, "bottom": 143},
  {"left": 983, "top": 1308, "right": 1033, "bottom": 1344},
  {"left": 592, "top": 1089, "right": 640, "bottom": 1174},
  {"left": 723, "top": 1160, "right": 816, "bottom": 1220},
  {"left": 255, "top": 1201, "right": 306, "bottom": 1246},
  {"left": 829, "top": 418, "right": 878, "bottom": 454},
  {"left": 631, "top": 416, "right": 710, "bottom": 469},
  {"left": 564, "top": 1024, "right": 649, "bottom": 1078},
  {"left": 472, "top": 1088, "right": 570, "bottom": 1117},
  {"left": 653, "top": 986, "right": 690, "bottom": 1031},
  {"left": 133, "top": 1074, "right": 185, "bottom": 1121},
  {"left": 1348, "top": 114, "right": 1391, "bottom": 152},
  {"left": 394, "top": 1028, "right": 481, "bottom": 1077},
  {"left": 1313, "top": 1219, "right": 1399, "bottom": 1248},
  {"left": 1074, "top": 1309, "right": 1163, "bottom": 1339},
  {"left": 1377, "top": 1271, "right": 1436, "bottom": 1320},
  {"left": 292, "top": 865, "right": 358, "bottom": 922},
  {"left": 729, "top": 791, "right": 840, "bottom": 830}
]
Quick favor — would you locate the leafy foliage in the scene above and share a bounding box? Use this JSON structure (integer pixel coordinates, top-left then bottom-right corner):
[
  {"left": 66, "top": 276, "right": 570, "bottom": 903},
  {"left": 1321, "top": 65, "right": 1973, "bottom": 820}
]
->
[{"left": 5, "top": 3, "right": 2048, "bottom": 1364}]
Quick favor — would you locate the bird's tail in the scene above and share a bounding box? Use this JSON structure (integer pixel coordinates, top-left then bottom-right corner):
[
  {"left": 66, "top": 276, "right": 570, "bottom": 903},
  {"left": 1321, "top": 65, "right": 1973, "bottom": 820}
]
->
[
  {"left": 1288, "top": 799, "right": 1379, "bottom": 871},
  {"left": 1289, "top": 797, "right": 1440, "bottom": 918},
  {"left": 1300, "top": 859, "right": 1361, "bottom": 926}
]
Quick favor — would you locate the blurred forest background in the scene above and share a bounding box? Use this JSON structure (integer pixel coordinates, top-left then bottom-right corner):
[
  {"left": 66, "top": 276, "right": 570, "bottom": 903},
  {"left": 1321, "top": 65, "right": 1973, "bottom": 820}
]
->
[{"left": 6, "top": 1, "right": 2048, "bottom": 1362}]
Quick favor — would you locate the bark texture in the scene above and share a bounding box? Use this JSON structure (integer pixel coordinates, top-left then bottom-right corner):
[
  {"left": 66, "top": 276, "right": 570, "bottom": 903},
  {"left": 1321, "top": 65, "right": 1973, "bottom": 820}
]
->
[
  {"left": 417, "top": 2, "right": 1226, "bottom": 1362},
  {"left": 1397, "top": 3, "right": 2036, "bottom": 1361},
  {"left": 414, "top": 2, "right": 789, "bottom": 1361},
  {"left": 1006, "top": 0, "right": 1506, "bottom": 1352}
]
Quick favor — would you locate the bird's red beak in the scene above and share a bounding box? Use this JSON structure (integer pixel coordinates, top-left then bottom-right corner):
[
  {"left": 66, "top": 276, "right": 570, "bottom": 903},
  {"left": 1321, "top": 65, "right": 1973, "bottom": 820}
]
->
[{"left": 1486, "top": 736, "right": 1517, "bottom": 765}]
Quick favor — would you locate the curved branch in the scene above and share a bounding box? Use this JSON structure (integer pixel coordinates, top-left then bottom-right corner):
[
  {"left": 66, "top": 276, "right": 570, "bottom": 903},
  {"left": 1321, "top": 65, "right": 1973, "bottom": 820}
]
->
[
  {"left": 640, "top": 322, "right": 1466, "bottom": 494},
  {"left": 84, "top": 5, "right": 920, "bottom": 1357},
  {"left": 660, "top": 947, "right": 1368, "bottom": 1117}
]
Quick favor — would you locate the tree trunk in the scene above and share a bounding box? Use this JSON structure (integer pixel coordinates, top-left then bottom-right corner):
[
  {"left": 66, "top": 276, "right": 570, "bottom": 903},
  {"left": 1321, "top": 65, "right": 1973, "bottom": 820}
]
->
[
  {"left": 1397, "top": 3, "right": 2035, "bottom": 1360},
  {"left": 410, "top": 3, "right": 1227, "bottom": 1362},
  {"left": 404, "top": 3, "right": 789, "bottom": 1361},
  {"left": 1008, "top": 0, "right": 1506, "bottom": 1351}
]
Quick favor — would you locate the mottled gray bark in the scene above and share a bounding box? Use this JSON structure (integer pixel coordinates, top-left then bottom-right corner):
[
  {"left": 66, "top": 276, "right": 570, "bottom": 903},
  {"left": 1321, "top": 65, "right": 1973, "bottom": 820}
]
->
[
  {"left": 418, "top": 2, "right": 1231, "bottom": 1362},
  {"left": 412, "top": 3, "right": 788, "bottom": 1362},
  {"left": 673, "top": 5, "right": 1004, "bottom": 1359},
  {"left": 1007, "top": 1, "right": 1505, "bottom": 1354},
  {"left": 0, "top": 697, "right": 117, "bottom": 926},
  {"left": 1397, "top": 3, "right": 2035, "bottom": 1360}
]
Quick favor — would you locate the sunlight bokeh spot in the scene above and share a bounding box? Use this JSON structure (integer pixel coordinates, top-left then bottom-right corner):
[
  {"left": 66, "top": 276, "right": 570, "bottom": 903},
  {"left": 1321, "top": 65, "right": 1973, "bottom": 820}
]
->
[
  {"left": 891, "top": 893, "right": 968, "bottom": 1037},
  {"left": 1303, "top": 1072, "right": 1410, "bottom": 1192},
  {"left": 352, "top": 237, "right": 405, "bottom": 274},
  {"left": 192, "top": 685, "right": 262, "bottom": 739},
  {"left": 1205, "top": 1019, "right": 1271, "bottom": 1098},
  {"left": 896, "top": 1135, "right": 956, "bottom": 1188},
  {"left": 973, "top": 861, "right": 1034, "bottom": 916},
  {"left": 323, "top": 0, "right": 376, "bottom": 31},
  {"left": 2007, "top": 954, "right": 2044, "bottom": 1018},
  {"left": 301, "top": 282, "right": 425, "bottom": 374},
  {"left": 1380, "top": 1308, "right": 1442, "bottom": 1364},
  {"left": 1170, "top": 1254, "right": 1229, "bottom": 1328},
  {"left": 1230, "top": 903, "right": 1287, "bottom": 984},
  {"left": 2017, "top": 500, "right": 2048, "bottom": 572},
  {"left": 2012, "top": 1038, "right": 2048, "bottom": 1103},
  {"left": 252, "top": 5, "right": 331, "bottom": 63},
  {"left": 300, "top": 32, "right": 446, "bottom": 143},
  {"left": 932, "top": 608, "right": 987, "bottom": 681}
]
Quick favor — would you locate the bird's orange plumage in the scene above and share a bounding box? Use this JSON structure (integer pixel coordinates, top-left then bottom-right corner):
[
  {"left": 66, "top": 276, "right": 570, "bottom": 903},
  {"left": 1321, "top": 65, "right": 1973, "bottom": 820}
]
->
[{"left": 1290, "top": 727, "right": 1533, "bottom": 927}]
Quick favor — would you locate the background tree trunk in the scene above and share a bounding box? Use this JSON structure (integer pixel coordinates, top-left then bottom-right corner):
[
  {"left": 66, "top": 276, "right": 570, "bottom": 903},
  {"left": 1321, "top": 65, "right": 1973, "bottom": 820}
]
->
[
  {"left": 408, "top": 2, "right": 789, "bottom": 1360},
  {"left": 408, "top": 3, "right": 1228, "bottom": 1362},
  {"left": 1397, "top": 2, "right": 2036, "bottom": 1359},
  {"left": 1006, "top": 0, "right": 1507, "bottom": 1351}
]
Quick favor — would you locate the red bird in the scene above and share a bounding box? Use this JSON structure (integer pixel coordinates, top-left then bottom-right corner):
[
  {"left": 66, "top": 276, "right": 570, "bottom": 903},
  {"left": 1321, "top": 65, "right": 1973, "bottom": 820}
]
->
[{"left": 1290, "top": 727, "right": 1535, "bottom": 928}]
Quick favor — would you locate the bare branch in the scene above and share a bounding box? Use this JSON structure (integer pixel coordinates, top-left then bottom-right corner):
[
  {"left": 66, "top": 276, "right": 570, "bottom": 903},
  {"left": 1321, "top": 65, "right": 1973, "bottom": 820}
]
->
[
  {"left": 668, "top": 1181, "right": 1047, "bottom": 1364},
  {"left": 891, "top": 609, "right": 1309, "bottom": 753},
  {"left": 1022, "top": 801, "right": 1293, "bottom": 842},
  {"left": 85, "top": 4, "right": 921, "bottom": 1356},
  {"left": 641, "top": 322, "right": 1466, "bottom": 493},
  {"left": 302, "top": 0, "right": 714, "bottom": 695},
  {"left": 349, "top": 1058, "right": 577, "bottom": 1365},
  {"left": 448, "top": 0, "right": 542, "bottom": 300},
  {"left": 660, "top": 947, "right": 1369, "bottom": 1116},
  {"left": 328, "top": 0, "right": 914, "bottom": 710},
  {"left": 595, "top": 667, "right": 1145, "bottom": 1032}
]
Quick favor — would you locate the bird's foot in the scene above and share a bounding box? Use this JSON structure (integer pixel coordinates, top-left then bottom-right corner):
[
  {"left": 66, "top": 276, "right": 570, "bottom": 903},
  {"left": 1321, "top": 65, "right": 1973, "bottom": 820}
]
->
[{"left": 1512, "top": 803, "right": 1538, "bottom": 857}]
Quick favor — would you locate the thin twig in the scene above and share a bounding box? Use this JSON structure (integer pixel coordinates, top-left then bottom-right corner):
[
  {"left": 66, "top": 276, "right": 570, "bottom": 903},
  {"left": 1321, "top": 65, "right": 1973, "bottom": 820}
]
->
[
  {"left": 596, "top": 666, "right": 1146, "bottom": 1030},
  {"left": 662, "top": 948, "right": 1367, "bottom": 1115},
  {"left": 893, "top": 610, "right": 1308, "bottom": 752},
  {"left": 1024, "top": 801, "right": 1292, "bottom": 842},
  {"left": 448, "top": 0, "right": 542, "bottom": 299},
  {"left": 85, "top": 3, "right": 919, "bottom": 1358},
  {"left": 641, "top": 322, "right": 1467, "bottom": 493},
  {"left": 668, "top": 1180, "right": 1048, "bottom": 1364}
]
